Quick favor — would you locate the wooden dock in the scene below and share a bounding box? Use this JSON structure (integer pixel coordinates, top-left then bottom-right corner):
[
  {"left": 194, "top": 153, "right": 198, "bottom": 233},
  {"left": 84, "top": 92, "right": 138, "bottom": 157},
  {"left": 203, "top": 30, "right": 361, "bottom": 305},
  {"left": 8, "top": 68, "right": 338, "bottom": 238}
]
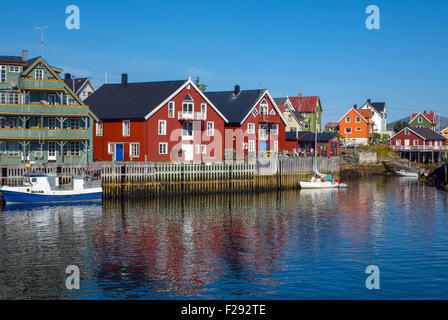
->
[{"left": 0, "top": 157, "right": 340, "bottom": 199}]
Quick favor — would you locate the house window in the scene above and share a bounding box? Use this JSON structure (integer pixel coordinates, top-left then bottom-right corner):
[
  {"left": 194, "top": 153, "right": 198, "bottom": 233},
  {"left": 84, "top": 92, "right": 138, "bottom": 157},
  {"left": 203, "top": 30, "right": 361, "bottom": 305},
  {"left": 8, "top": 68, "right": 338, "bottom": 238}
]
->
[
  {"left": 168, "top": 101, "right": 175, "bottom": 118},
  {"left": 356, "top": 117, "right": 361, "bottom": 123},
  {"left": 413, "top": 139, "right": 419, "bottom": 146},
  {"left": 201, "top": 103, "right": 207, "bottom": 117},
  {"left": 356, "top": 127, "right": 362, "bottom": 131},
  {"left": 418, "top": 117, "right": 422, "bottom": 123},
  {"left": 260, "top": 101, "right": 268, "bottom": 115},
  {"left": 182, "top": 102, "right": 193, "bottom": 114},
  {"left": 206, "top": 121, "right": 214, "bottom": 136},
  {"left": 247, "top": 123, "right": 255, "bottom": 134},
  {"left": 396, "top": 139, "right": 401, "bottom": 146},
  {"left": 248, "top": 140, "right": 255, "bottom": 152},
  {"left": 70, "top": 142, "right": 80, "bottom": 156},
  {"left": 195, "top": 144, "right": 201, "bottom": 154},
  {"left": 48, "top": 118, "right": 58, "bottom": 129},
  {"left": 48, "top": 142, "right": 56, "bottom": 157},
  {"left": 404, "top": 128, "right": 410, "bottom": 135},
  {"left": 0, "top": 66, "right": 6, "bottom": 83},
  {"left": 70, "top": 118, "right": 80, "bottom": 130},
  {"left": 428, "top": 141, "right": 432, "bottom": 146},
  {"left": 288, "top": 115, "right": 292, "bottom": 121},
  {"left": 252, "top": 108, "right": 258, "bottom": 117},
  {"left": 159, "top": 142, "right": 168, "bottom": 154},
  {"left": 346, "top": 117, "right": 351, "bottom": 123},
  {"left": 274, "top": 141, "right": 278, "bottom": 151},
  {"left": 9, "top": 66, "right": 20, "bottom": 73},
  {"left": 96, "top": 122, "right": 103, "bottom": 136},
  {"left": 405, "top": 139, "right": 410, "bottom": 146},
  {"left": 345, "top": 128, "right": 352, "bottom": 134},
  {"left": 130, "top": 143, "right": 140, "bottom": 157},
  {"left": 201, "top": 145, "right": 206, "bottom": 155},
  {"left": 259, "top": 123, "right": 268, "bottom": 140},
  {"left": 48, "top": 94, "right": 57, "bottom": 105},
  {"left": 0, "top": 92, "right": 6, "bottom": 103},
  {"left": 9, "top": 93, "right": 19, "bottom": 104},
  {"left": 158, "top": 120, "right": 166, "bottom": 135},
  {"left": 8, "top": 141, "right": 20, "bottom": 157},
  {"left": 108, "top": 143, "right": 115, "bottom": 155},
  {"left": 122, "top": 120, "right": 130, "bottom": 136},
  {"left": 35, "top": 69, "right": 44, "bottom": 80},
  {"left": 271, "top": 124, "right": 279, "bottom": 135},
  {"left": 183, "top": 122, "right": 193, "bottom": 138}
]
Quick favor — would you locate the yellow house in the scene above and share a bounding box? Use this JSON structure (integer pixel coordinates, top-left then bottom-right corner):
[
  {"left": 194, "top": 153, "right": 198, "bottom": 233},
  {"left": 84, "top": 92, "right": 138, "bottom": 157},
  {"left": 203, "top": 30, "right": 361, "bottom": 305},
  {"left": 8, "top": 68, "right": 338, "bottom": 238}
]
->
[
  {"left": 441, "top": 127, "right": 448, "bottom": 143},
  {"left": 274, "top": 98, "right": 303, "bottom": 132}
]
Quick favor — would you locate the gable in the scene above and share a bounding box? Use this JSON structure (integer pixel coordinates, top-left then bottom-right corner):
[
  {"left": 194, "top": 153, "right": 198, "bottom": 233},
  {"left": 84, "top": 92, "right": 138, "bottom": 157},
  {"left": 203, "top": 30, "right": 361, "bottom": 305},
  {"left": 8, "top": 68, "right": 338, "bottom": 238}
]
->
[{"left": 240, "top": 90, "right": 288, "bottom": 126}]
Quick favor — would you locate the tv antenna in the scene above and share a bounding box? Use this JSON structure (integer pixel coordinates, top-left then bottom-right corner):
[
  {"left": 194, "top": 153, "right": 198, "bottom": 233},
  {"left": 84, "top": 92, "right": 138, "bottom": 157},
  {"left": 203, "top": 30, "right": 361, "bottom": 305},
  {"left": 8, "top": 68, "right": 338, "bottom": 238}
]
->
[{"left": 34, "top": 26, "right": 49, "bottom": 57}]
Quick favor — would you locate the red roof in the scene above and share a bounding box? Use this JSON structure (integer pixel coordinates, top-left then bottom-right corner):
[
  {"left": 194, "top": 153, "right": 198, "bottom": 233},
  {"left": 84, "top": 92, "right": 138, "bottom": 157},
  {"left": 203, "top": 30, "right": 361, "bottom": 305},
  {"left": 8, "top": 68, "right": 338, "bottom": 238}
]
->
[
  {"left": 357, "top": 108, "right": 372, "bottom": 120},
  {"left": 288, "top": 96, "right": 319, "bottom": 112},
  {"left": 325, "top": 122, "right": 338, "bottom": 127},
  {"left": 278, "top": 105, "right": 287, "bottom": 112},
  {"left": 410, "top": 112, "right": 435, "bottom": 123}
]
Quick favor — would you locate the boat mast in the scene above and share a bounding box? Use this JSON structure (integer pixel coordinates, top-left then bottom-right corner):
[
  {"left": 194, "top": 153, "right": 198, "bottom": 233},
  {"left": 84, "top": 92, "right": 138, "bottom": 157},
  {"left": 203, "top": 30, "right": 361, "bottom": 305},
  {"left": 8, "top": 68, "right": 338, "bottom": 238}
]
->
[{"left": 314, "top": 113, "right": 317, "bottom": 171}]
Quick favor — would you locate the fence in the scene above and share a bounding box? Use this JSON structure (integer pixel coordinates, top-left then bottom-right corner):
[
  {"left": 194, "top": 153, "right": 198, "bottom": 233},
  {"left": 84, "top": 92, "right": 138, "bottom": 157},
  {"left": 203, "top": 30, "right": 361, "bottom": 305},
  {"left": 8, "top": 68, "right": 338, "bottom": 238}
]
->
[{"left": 0, "top": 157, "right": 340, "bottom": 198}]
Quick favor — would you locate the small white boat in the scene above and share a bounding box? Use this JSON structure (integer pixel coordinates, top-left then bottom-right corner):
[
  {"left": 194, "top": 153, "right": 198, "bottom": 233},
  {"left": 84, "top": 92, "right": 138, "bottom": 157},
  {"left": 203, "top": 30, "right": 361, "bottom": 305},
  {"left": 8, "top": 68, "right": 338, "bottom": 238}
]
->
[
  {"left": 0, "top": 173, "right": 102, "bottom": 204},
  {"left": 300, "top": 179, "right": 340, "bottom": 189},
  {"left": 395, "top": 170, "right": 419, "bottom": 178}
]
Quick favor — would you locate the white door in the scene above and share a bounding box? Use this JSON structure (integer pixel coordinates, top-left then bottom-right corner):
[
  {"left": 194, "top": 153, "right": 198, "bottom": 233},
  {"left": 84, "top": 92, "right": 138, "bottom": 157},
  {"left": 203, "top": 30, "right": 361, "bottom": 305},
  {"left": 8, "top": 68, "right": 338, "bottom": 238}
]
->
[
  {"left": 182, "top": 144, "right": 194, "bottom": 161},
  {"left": 48, "top": 142, "right": 56, "bottom": 161}
]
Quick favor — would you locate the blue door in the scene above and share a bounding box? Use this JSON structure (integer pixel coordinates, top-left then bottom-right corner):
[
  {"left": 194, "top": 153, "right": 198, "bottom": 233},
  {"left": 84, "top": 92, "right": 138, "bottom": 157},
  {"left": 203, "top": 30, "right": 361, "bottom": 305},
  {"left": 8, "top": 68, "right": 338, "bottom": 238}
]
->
[
  {"left": 259, "top": 142, "right": 268, "bottom": 152},
  {"left": 115, "top": 144, "right": 123, "bottom": 161}
]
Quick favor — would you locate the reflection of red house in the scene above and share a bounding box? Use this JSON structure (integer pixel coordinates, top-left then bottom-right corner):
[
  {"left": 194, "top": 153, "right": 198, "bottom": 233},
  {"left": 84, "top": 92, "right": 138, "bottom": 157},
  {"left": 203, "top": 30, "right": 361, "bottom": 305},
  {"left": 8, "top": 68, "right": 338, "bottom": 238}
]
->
[
  {"left": 87, "top": 75, "right": 228, "bottom": 162},
  {"left": 285, "top": 131, "right": 339, "bottom": 156}
]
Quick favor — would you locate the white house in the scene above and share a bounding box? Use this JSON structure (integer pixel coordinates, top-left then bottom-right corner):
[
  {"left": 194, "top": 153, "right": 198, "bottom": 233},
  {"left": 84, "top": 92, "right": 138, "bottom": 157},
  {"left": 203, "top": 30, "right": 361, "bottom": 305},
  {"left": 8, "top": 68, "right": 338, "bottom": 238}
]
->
[
  {"left": 64, "top": 73, "right": 96, "bottom": 101},
  {"left": 360, "top": 99, "right": 387, "bottom": 135}
]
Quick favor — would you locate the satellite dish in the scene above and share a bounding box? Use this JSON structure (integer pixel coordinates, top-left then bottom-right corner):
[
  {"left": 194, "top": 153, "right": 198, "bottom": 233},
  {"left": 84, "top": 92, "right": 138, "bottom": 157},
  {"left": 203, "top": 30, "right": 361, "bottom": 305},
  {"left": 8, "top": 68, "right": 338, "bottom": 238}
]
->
[{"left": 9, "top": 79, "right": 17, "bottom": 88}]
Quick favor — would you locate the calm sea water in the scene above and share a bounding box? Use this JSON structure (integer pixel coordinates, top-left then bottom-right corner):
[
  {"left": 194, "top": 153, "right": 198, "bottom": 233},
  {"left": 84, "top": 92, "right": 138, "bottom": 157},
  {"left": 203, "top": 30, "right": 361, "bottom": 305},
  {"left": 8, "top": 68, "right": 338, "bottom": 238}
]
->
[{"left": 1, "top": 176, "right": 448, "bottom": 300}]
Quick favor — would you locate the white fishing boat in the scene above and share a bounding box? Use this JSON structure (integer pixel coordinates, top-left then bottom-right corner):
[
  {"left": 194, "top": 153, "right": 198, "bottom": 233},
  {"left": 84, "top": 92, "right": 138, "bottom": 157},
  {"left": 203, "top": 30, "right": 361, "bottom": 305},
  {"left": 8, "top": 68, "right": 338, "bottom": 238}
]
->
[
  {"left": 395, "top": 170, "right": 419, "bottom": 178},
  {"left": 0, "top": 173, "right": 102, "bottom": 204}
]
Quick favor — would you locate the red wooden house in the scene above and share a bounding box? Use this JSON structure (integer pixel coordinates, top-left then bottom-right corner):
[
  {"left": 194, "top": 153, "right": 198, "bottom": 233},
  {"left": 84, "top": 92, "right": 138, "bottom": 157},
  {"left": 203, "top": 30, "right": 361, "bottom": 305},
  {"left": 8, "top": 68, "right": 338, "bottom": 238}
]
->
[
  {"left": 87, "top": 75, "right": 228, "bottom": 162},
  {"left": 205, "top": 85, "right": 288, "bottom": 158},
  {"left": 285, "top": 131, "right": 339, "bottom": 157},
  {"left": 389, "top": 127, "right": 446, "bottom": 151}
]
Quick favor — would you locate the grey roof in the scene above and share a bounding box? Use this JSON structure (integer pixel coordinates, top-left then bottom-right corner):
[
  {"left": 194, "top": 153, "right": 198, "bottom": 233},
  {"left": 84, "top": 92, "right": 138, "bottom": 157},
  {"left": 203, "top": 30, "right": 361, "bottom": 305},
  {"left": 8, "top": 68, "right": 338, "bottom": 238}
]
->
[
  {"left": 292, "top": 110, "right": 305, "bottom": 122},
  {"left": 285, "top": 131, "right": 312, "bottom": 141},
  {"left": 298, "top": 132, "right": 339, "bottom": 142},
  {"left": 64, "top": 77, "right": 89, "bottom": 93},
  {"left": 0, "top": 56, "right": 26, "bottom": 64},
  {"left": 369, "top": 102, "right": 385, "bottom": 113},
  {"left": 409, "top": 127, "right": 446, "bottom": 140},
  {"left": 85, "top": 80, "right": 187, "bottom": 119},
  {"left": 274, "top": 97, "right": 287, "bottom": 106},
  {"left": 205, "top": 89, "right": 265, "bottom": 124}
]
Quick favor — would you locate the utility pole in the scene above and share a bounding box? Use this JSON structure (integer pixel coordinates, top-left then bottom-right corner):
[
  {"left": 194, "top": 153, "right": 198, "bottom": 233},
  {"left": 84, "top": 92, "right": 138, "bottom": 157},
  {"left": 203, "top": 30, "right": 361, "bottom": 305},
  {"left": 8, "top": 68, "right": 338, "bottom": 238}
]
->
[{"left": 34, "top": 26, "right": 49, "bottom": 57}]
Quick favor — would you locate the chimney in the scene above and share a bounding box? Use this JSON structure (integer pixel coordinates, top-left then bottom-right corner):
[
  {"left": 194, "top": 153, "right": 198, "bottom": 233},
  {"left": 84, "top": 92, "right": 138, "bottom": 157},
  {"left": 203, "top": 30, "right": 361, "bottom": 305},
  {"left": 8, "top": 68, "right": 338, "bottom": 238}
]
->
[
  {"left": 121, "top": 73, "right": 128, "bottom": 86},
  {"left": 353, "top": 104, "right": 357, "bottom": 109},
  {"left": 367, "top": 98, "right": 371, "bottom": 104},
  {"left": 298, "top": 93, "right": 302, "bottom": 97},
  {"left": 64, "top": 73, "right": 71, "bottom": 80},
  {"left": 21, "top": 49, "right": 28, "bottom": 61},
  {"left": 234, "top": 84, "right": 240, "bottom": 95}
]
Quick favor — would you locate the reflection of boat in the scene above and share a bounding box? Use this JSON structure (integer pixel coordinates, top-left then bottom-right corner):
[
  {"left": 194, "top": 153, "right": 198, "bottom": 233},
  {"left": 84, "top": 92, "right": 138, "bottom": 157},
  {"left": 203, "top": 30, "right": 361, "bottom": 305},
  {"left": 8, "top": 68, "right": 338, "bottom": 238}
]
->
[
  {"left": 0, "top": 174, "right": 102, "bottom": 204},
  {"left": 395, "top": 171, "right": 419, "bottom": 178},
  {"left": 1, "top": 201, "right": 102, "bottom": 212}
]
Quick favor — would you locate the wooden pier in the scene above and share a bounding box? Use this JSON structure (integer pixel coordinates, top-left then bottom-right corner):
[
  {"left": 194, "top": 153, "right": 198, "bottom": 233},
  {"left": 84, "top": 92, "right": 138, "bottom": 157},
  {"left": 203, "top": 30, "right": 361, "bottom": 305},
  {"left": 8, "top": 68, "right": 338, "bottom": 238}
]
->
[{"left": 0, "top": 157, "right": 340, "bottom": 199}]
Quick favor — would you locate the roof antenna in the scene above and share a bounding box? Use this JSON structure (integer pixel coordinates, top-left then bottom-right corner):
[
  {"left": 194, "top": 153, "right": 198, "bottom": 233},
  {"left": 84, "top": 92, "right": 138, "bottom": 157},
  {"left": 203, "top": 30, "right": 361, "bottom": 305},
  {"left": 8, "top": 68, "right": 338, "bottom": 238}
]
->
[
  {"left": 34, "top": 26, "right": 49, "bottom": 57},
  {"left": 104, "top": 69, "right": 108, "bottom": 84}
]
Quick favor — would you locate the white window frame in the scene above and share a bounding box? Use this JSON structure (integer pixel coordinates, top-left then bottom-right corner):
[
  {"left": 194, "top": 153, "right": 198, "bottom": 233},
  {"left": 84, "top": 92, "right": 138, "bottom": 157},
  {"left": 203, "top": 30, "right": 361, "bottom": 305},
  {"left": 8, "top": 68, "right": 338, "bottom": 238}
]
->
[
  {"left": 405, "top": 139, "right": 410, "bottom": 146},
  {"left": 182, "top": 121, "right": 193, "bottom": 140},
  {"left": 48, "top": 118, "right": 58, "bottom": 129},
  {"left": 168, "top": 101, "right": 175, "bottom": 118},
  {"left": 48, "top": 141, "right": 57, "bottom": 158},
  {"left": 96, "top": 122, "right": 103, "bottom": 136},
  {"left": 70, "top": 141, "right": 80, "bottom": 156},
  {"left": 9, "top": 93, "right": 19, "bottom": 104},
  {"left": 206, "top": 121, "right": 214, "bottom": 136},
  {"left": 35, "top": 69, "right": 44, "bottom": 80},
  {"left": 182, "top": 102, "right": 194, "bottom": 115},
  {"left": 70, "top": 118, "right": 80, "bottom": 130},
  {"left": 201, "top": 103, "right": 207, "bottom": 118},
  {"left": 260, "top": 101, "right": 268, "bottom": 115},
  {"left": 356, "top": 117, "right": 361, "bottom": 123},
  {"left": 418, "top": 117, "right": 423, "bottom": 123},
  {"left": 346, "top": 117, "right": 351, "bottom": 123},
  {"left": 273, "top": 140, "right": 279, "bottom": 151},
  {"left": 248, "top": 140, "right": 255, "bottom": 152},
  {"left": 9, "top": 66, "right": 20, "bottom": 73},
  {"left": 158, "top": 120, "right": 167, "bottom": 135},
  {"left": 130, "top": 143, "right": 140, "bottom": 157},
  {"left": 0, "top": 92, "right": 6, "bottom": 104},
  {"left": 201, "top": 145, "right": 206, "bottom": 155},
  {"left": 247, "top": 123, "right": 255, "bottom": 134},
  {"left": 108, "top": 143, "right": 115, "bottom": 155},
  {"left": 396, "top": 139, "right": 401, "bottom": 146},
  {"left": 345, "top": 128, "right": 352, "bottom": 134},
  {"left": 8, "top": 141, "right": 20, "bottom": 157},
  {"left": 252, "top": 108, "right": 258, "bottom": 117},
  {"left": 195, "top": 144, "right": 201, "bottom": 154},
  {"left": 0, "top": 66, "right": 6, "bottom": 83},
  {"left": 356, "top": 127, "right": 362, "bottom": 131},
  {"left": 271, "top": 124, "right": 279, "bottom": 135},
  {"left": 122, "top": 120, "right": 130, "bottom": 137},
  {"left": 159, "top": 142, "right": 168, "bottom": 155},
  {"left": 413, "top": 139, "right": 419, "bottom": 146}
]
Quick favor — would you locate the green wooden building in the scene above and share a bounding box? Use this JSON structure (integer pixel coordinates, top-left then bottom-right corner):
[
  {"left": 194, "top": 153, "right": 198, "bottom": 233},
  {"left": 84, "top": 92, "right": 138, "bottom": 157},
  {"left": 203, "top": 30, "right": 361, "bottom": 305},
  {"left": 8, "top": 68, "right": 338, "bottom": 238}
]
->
[
  {"left": 288, "top": 95, "right": 323, "bottom": 132},
  {"left": 409, "top": 112, "right": 438, "bottom": 131},
  {"left": 0, "top": 51, "right": 98, "bottom": 164}
]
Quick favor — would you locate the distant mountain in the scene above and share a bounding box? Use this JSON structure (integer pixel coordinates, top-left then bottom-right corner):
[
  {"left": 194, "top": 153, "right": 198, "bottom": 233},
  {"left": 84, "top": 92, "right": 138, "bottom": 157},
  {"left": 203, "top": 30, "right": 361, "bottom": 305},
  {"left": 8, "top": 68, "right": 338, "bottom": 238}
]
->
[{"left": 387, "top": 115, "right": 448, "bottom": 131}]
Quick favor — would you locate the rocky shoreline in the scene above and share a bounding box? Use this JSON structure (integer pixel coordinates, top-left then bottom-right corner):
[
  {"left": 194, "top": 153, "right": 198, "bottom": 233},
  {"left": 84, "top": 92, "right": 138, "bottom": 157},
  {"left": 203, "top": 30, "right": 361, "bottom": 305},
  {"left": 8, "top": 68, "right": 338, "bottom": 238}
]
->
[{"left": 420, "top": 163, "right": 448, "bottom": 190}]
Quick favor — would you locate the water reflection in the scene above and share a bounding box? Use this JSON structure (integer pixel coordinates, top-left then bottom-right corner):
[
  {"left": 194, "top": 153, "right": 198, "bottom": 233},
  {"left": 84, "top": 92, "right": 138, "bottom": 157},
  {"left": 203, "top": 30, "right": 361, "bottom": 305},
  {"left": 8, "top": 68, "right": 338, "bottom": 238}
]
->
[{"left": 1, "top": 177, "right": 448, "bottom": 299}]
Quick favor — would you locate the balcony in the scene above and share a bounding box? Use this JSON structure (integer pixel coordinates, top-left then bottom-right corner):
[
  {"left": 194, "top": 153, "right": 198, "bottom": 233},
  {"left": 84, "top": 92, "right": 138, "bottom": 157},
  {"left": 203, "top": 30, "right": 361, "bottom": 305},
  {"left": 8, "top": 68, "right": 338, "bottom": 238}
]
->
[
  {"left": 0, "top": 128, "right": 90, "bottom": 140},
  {"left": 0, "top": 103, "right": 89, "bottom": 116},
  {"left": 391, "top": 145, "right": 448, "bottom": 151},
  {"left": 19, "top": 78, "right": 65, "bottom": 91},
  {"left": 178, "top": 112, "right": 206, "bottom": 121}
]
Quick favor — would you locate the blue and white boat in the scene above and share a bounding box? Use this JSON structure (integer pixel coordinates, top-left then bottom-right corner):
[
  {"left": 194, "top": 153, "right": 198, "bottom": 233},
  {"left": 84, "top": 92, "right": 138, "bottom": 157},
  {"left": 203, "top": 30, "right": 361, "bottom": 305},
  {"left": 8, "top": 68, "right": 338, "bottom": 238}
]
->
[{"left": 0, "top": 174, "right": 102, "bottom": 204}]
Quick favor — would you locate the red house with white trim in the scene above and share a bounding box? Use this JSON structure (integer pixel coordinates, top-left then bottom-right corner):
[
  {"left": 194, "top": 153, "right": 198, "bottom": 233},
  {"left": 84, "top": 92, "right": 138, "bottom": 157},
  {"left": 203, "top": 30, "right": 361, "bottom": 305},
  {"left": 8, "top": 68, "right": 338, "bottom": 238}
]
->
[
  {"left": 205, "top": 86, "right": 288, "bottom": 158},
  {"left": 389, "top": 127, "right": 446, "bottom": 151},
  {"left": 86, "top": 75, "right": 228, "bottom": 162}
]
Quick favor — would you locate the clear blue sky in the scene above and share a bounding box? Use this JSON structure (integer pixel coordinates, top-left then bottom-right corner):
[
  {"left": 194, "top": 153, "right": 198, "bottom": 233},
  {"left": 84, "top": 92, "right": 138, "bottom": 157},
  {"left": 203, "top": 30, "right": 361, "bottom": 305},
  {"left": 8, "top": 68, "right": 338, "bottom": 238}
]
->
[{"left": 1, "top": 0, "right": 447, "bottom": 124}]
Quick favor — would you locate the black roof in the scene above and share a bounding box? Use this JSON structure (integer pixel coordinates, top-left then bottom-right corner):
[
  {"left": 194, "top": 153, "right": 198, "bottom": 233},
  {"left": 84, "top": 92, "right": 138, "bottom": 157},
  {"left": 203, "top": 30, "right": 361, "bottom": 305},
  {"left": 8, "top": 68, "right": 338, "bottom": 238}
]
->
[
  {"left": 274, "top": 97, "right": 287, "bottom": 106},
  {"left": 85, "top": 80, "right": 187, "bottom": 119},
  {"left": 298, "top": 132, "right": 338, "bottom": 142},
  {"left": 285, "top": 131, "right": 312, "bottom": 141},
  {"left": 292, "top": 110, "right": 305, "bottom": 122},
  {"left": 64, "top": 77, "right": 89, "bottom": 93},
  {"left": 409, "top": 127, "right": 446, "bottom": 140},
  {"left": 205, "top": 89, "right": 265, "bottom": 124},
  {"left": 0, "top": 56, "right": 25, "bottom": 64},
  {"left": 370, "top": 102, "right": 385, "bottom": 113}
]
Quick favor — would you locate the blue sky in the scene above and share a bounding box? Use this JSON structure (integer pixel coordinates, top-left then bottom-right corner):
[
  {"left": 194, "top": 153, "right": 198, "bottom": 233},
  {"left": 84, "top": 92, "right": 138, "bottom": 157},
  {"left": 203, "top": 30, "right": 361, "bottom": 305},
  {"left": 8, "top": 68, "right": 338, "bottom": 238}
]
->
[{"left": 1, "top": 0, "right": 447, "bottom": 125}]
